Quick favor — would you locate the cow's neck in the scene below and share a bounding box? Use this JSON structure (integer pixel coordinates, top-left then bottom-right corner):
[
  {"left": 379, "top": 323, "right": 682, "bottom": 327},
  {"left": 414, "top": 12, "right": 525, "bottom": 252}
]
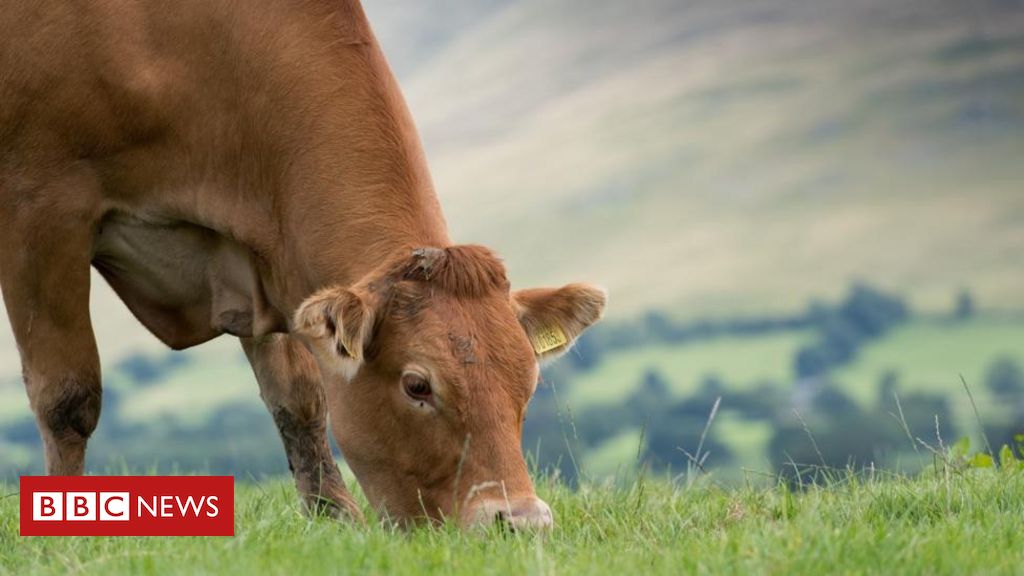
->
[
  {"left": 257, "top": 33, "right": 451, "bottom": 315},
  {"left": 129, "top": 1, "right": 452, "bottom": 318},
  {"left": 272, "top": 148, "right": 452, "bottom": 313}
]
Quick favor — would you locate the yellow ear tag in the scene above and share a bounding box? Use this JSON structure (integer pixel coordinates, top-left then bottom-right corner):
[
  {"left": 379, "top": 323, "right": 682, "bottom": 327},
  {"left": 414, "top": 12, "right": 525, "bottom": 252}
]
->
[{"left": 530, "top": 324, "right": 568, "bottom": 354}]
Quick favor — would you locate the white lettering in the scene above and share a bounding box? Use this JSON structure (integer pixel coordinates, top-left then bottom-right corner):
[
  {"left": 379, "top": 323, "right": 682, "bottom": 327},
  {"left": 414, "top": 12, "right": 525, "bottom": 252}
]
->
[
  {"left": 138, "top": 496, "right": 158, "bottom": 517},
  {"left": 160, "top": 495, "right": 174, "bottom": 516},
  {"left": 206, "top": 496, "right": 219, "bottom": 518},
  {"left": 176, "top": 495, "right": 204, "bottom": 517}
]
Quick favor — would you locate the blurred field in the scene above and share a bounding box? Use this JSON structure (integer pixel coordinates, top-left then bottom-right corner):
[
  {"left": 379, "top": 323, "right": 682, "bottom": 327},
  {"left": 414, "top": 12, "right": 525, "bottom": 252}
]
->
[
  {"left": 3, "top": 315, "right": 1023, "bottom": 477},
  {"left": 564, "top": 316, "right": 1024, "bottom": 476},
  {"left": 833, "top": 318, "right": 1024, "bottom": 409},
  {"left": 568, "top": 316, "right": 1024, "bottom": 415},
  {"left": 3, "top": 471, "right": 1023, "bottom": 575},
  {"left": 564, "top": 330, "right": 812, "bottom": 409}
]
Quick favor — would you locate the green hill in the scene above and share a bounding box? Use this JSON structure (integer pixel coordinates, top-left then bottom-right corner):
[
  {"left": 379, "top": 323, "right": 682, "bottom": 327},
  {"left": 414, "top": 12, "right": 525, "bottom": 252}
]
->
[
  {"left": 560, "top": 316, "right": 1024, "bottom": 478},
  {"left": 566, "top": 317, "right": 1024, "bottom": 416}
]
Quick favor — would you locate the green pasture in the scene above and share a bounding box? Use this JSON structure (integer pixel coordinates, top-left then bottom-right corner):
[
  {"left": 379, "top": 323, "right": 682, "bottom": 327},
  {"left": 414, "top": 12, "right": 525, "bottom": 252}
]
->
[{"left": 2, "top": 469, "right": 1022, "bottom": 575}]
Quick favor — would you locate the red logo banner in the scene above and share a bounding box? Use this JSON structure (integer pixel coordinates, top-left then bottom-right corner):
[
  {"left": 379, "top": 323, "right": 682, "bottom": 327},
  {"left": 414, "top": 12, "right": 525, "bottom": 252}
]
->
[{"left": 19, "top": 476, "right": 234, "bottom": 536}]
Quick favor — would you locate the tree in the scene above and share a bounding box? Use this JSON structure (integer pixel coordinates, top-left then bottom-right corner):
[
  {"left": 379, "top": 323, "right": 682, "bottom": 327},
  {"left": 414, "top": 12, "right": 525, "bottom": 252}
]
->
[
  {"left": 819, "top": 313, "right": 864, "bottom": 364},
  {"left": 696, "top": 374, "right": 726, "bottom": 399},
  {"left": 986, "top": 357, "right": 1023, "bottom": 399},
  {"left": 876, "top": 369, "right": 901, "bottom": 408},
  {"left": 953, "top": 289, "right": 975, "bottom": 321},
  {"left": 627, "top": 369, "right": 673, "bottom": 416},
  {"left": 115, "top": 354, "right": 163, "bottom": 385},
  {"left": 839, "top": 283, "right": 908, "bottom": 338},
  {"left": 795, "top": 345, "right": 830, "bottom": 379},
  {"left": 567, "top": 332, "right": 601, "bottom": 370},
  {"left": 813, "top": 385, "right": 858, "bottom": 416}
]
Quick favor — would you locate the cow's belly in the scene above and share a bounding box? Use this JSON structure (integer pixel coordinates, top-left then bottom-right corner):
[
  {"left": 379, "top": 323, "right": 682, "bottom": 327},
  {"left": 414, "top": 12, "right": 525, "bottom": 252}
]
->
[{"left": 92, "top": 212, "right": 281, "bottom": 349}]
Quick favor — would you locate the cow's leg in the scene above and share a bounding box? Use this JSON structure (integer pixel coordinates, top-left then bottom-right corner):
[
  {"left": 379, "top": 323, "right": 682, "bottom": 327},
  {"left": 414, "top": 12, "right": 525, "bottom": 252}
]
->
[
  {"left": 241, "top": 334, "right": 363, "bottom": 521},
  {"left": 0, "top": 190, "right": 101, "bottom": 475}
]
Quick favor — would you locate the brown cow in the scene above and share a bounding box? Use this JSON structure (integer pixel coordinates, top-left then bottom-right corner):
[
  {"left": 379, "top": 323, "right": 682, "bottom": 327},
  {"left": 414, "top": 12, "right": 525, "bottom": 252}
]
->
[{"left": 0, "top": 0, "right": 605, "bottom": 529}]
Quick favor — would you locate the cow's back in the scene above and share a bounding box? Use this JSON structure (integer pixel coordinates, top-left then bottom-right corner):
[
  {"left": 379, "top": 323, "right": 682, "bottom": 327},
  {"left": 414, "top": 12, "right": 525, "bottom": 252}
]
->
[
  {"left": 0, "top": 0, "right": 374, "bottom": 207},
  {"left": 1, "top": 2, "right": 87, "bottom": 176},
  {"left": 1, "top": 1, "right": 173, "bottom": 181}
]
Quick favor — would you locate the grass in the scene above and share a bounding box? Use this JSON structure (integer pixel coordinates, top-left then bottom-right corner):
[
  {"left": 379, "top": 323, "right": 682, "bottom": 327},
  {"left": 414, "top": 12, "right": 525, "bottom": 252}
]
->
[{"left": 2, "top": 470, "right": 1023, "bottom": 575}]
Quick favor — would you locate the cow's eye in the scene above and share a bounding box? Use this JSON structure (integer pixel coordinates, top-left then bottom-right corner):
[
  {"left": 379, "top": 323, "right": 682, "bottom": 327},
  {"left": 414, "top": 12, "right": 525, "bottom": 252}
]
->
[{"left": 402, "top": 372, "right": 432, "bottom": 401}]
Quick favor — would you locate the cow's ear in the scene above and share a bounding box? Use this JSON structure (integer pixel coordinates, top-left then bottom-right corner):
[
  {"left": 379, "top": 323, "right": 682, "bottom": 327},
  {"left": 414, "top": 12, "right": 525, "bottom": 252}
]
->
[
  {"left": 293, "top": 286, "right": 376, "bottom": 362},
  {"left": 512, "top": 284, "right": 607, "bottom": 362}
]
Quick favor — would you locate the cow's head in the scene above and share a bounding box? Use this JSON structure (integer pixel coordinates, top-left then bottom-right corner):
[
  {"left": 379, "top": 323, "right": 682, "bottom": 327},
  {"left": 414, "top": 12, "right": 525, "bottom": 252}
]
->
[{"left": 293, "top": 245, "right": 605, "bottom": 529}]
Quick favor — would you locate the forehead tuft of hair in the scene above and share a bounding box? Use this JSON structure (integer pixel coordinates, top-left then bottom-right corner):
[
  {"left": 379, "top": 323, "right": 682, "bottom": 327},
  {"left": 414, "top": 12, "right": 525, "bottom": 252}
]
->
[{"left": 386, "top": 245, "right": 510, "bottom": 298}]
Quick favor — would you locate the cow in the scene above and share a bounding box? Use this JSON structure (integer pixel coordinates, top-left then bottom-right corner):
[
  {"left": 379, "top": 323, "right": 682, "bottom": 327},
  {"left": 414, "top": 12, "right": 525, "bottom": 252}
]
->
[{"left": 0, "top": 0, "right": 605, "bottom": 529}]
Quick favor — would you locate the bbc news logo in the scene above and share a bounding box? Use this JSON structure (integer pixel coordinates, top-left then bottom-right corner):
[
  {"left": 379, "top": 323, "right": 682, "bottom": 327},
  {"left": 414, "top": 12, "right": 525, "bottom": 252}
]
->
[
  {"left": 32, "top": 490, "right": 220, "bottom": 522},
  {"left": 20, "top": 476, "right": 234, "bottom": 536},
  {"left": 33, "top": 491, "right": 133, "bottom": 521}
]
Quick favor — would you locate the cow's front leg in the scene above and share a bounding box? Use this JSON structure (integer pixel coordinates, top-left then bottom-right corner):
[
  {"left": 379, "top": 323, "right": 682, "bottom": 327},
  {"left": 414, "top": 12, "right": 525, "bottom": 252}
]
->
[
  {"left": 0, "top": 182, "right": 102, "bottom": 475},
  {"left": 241, "top": 334, "right": 363, "bottom": 521}
]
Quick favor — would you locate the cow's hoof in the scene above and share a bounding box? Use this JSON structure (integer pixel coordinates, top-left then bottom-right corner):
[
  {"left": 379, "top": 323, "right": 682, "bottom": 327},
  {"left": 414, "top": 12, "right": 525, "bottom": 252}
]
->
[{"left": 304, "top": 493, "right": 365, "bottom": 524}]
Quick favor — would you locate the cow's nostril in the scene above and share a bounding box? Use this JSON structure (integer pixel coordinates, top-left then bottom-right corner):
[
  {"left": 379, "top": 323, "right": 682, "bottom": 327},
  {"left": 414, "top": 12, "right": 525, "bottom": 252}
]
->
[
  {"left": 468, "top": 497, "right": 553, "bottom": 530},
  {"left": 483, "top": 498, "right": 553, "bottom": 531}
]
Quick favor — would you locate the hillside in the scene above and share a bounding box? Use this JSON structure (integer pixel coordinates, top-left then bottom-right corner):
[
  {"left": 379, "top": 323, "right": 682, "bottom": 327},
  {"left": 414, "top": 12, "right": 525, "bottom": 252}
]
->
[
  {"left": 561, "top": 315, "right": 1024, "bottom": 478},
  {"left": 384, "top": 0, "right": 1024, "bottom": 318}
]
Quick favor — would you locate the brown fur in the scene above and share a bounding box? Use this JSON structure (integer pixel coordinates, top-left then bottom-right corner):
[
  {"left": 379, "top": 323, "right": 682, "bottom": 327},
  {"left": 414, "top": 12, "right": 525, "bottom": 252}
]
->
[
  {"left": 0, "top": 0, "right": 605, "bottom": 528},
  {"left": 390, "top": 246, "right": 510, "bottom": 298},
  {"left": 242, "top": 335, "right": 362, "bottom": 520},
  {"left": 43, "top": 375, "right": 103, "bottom": 442}
]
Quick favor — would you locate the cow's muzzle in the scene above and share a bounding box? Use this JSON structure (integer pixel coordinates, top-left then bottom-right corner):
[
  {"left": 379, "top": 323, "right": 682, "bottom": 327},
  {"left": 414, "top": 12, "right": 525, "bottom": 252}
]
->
[{"left": 465, "top": 496, "right": 553, "bottom": 531}]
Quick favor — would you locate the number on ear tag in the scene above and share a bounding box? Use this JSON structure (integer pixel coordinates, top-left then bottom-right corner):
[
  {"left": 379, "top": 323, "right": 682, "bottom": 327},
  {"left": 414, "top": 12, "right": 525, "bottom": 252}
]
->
[{"left": 531, "top": 324, "right": 568, "bottom": 354}]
